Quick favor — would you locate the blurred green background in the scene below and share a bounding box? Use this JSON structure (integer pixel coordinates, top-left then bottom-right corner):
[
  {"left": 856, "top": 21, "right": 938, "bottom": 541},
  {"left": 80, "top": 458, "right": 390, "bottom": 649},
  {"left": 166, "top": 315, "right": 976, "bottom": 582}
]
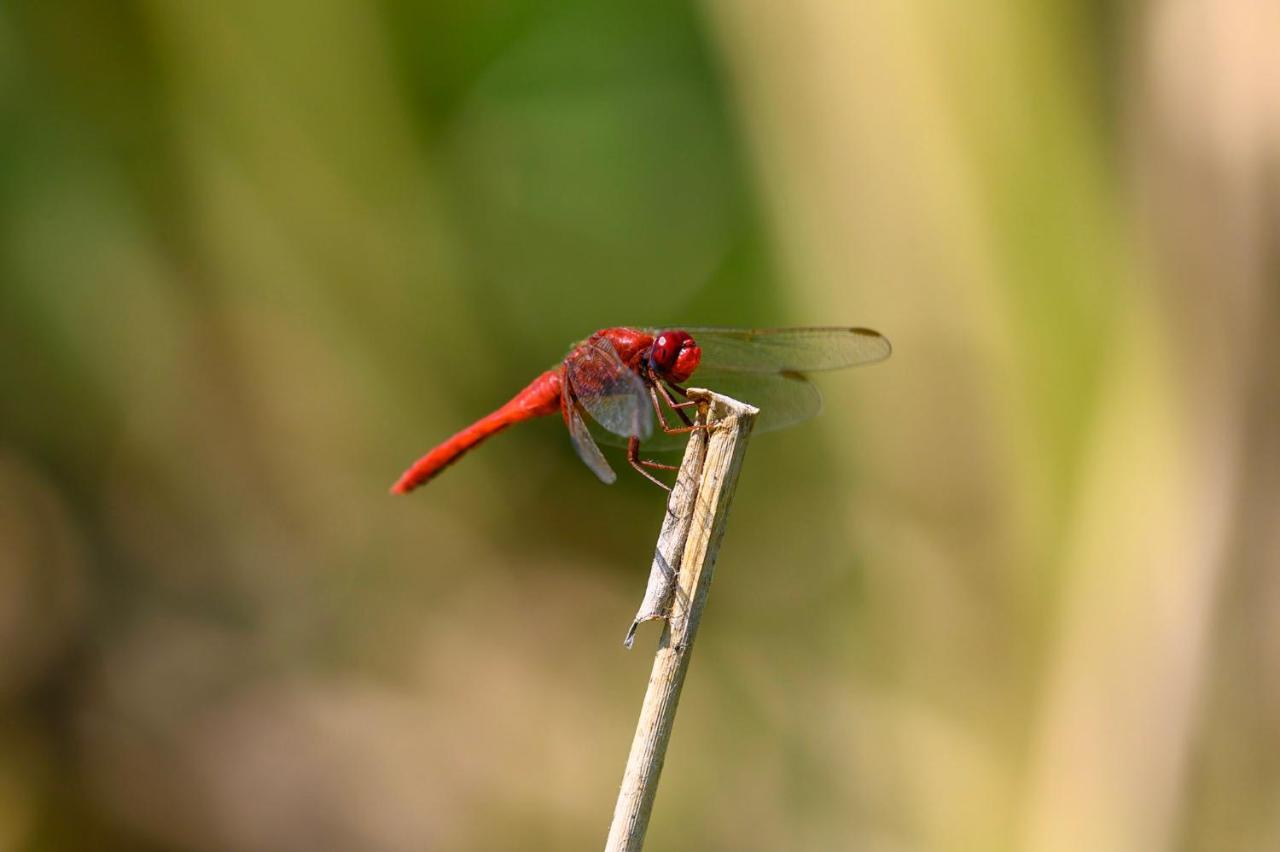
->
[{"left": 2, "top": 1, "right": 1278, "bottom": 850}]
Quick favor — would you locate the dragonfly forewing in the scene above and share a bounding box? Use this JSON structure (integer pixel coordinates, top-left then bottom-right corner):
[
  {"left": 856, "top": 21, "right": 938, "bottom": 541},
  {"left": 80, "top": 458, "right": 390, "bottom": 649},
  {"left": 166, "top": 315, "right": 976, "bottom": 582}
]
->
[{"left": 678, "top": 326, "right": 891, "bottom": 373}]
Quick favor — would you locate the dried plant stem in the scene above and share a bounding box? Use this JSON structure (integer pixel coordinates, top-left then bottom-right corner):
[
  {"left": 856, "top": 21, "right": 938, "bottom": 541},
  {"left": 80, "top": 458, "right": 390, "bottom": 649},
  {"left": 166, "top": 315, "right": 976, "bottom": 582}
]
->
[{"left": 604, "top": 390, "right": 758, "bottom": 852}]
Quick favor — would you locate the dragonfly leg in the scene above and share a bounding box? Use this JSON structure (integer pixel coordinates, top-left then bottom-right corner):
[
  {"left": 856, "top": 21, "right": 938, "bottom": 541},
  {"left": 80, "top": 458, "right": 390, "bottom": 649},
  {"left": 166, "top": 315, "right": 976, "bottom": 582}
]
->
[
  {"left": 627, "top": 436, "right": 673, "bottom": 491},
  {"left": 653, "top": 379, "right": 699, "bottom": 426},
  {"left": 657, "top": 379, "right": 697, "bottom": 408},
  {"left": 647, "top": 384, "right": 710, "bottom": 435},
  {"left": 643, "top": 368, "right": 699, "bottom": 422},
  {"left": 657, "top": 417, "right": 709, "bottom": 436},
  {"left": 648, "top": 385, "right": 692, "bottom": 428}
]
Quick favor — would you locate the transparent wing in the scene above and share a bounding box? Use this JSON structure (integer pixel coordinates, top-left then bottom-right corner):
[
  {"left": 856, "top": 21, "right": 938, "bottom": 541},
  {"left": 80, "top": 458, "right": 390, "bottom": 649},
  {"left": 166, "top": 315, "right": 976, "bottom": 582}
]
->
[
  {"left": 694, "top": 368, "right": 823, "bottom": 432},
  {"left": 564, "top": 338, "right": 653, "bottom": 440},
  {"left": 562, "top": 379, "right": 617, "bottom": 483},
  {"left": 677, "top": 326, "right": 891, "bottom": 373},
  {"left": 592, "top": 368, "right": 823, "bottom": 453}
]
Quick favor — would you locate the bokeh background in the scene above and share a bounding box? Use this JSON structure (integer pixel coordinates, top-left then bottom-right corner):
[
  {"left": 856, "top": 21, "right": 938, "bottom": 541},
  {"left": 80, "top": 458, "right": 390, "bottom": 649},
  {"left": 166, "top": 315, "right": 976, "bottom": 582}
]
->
[{"left": 2, "top": 1, "right": 1278, "bottom": 849}]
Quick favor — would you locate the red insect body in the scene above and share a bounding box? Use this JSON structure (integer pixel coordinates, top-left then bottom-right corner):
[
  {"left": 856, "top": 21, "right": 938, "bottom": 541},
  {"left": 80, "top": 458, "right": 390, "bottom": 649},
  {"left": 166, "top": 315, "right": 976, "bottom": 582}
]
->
[
  {"left": 390, "top": 328, "right": 662, "bottom": 494},
  {"left": 389, "top": 324, "right": 886, "bottom": 493}
]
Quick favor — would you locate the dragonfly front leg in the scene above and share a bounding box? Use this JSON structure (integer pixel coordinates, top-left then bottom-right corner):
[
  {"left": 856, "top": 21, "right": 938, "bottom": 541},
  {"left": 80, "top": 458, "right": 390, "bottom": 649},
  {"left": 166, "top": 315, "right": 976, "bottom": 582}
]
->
[
  {"left": 653, "top": 378, "right": 698, "bottom": 426},
  {"left": 627, "top": 436, "right": 675, "bottom": 491},
  {"left": 647, "top": 384, "right": 708, "bottom": 435},
  {"left": 657, "top": 378, "right": 695, "bottom": 404},
  {"left": 642, "top": 367, "right": 701, "bottom": 427}
]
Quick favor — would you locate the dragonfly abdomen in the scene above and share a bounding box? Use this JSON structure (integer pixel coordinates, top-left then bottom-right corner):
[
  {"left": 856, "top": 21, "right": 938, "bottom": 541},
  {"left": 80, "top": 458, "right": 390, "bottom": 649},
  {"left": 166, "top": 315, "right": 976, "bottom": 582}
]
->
[{"left": 390, "top": 369, "right": 562, "bottom": 493}]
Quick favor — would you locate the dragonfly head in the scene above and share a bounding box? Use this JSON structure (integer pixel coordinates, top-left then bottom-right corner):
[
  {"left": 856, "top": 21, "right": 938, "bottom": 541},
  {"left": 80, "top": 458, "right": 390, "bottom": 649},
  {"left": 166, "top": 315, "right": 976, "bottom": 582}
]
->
[{"left": 649, "top": 329, "right": 701, "bottom": 384}]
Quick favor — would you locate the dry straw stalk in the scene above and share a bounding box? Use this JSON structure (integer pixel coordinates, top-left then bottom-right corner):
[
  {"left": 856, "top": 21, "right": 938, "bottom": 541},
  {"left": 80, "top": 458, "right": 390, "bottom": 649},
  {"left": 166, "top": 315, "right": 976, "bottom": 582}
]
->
[{"left": 604, "top": 390, "right": 758, "bottom": 852}]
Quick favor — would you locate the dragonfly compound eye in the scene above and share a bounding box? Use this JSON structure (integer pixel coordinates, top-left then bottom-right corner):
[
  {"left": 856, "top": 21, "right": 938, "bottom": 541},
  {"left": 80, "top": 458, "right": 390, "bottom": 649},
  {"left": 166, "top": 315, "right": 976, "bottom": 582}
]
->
[
  {"left": 653, "top": 330, "right": 699, "bottom": 383},
  {"left": 651, "top": 333, "right": 679, "bottom": 371}
]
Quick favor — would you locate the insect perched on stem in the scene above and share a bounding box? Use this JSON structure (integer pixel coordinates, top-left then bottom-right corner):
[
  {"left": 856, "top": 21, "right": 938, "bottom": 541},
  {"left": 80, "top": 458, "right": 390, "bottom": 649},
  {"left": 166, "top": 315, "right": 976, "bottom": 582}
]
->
[{"left": 390, "top": 326, "right": 891, "bottom": 493}]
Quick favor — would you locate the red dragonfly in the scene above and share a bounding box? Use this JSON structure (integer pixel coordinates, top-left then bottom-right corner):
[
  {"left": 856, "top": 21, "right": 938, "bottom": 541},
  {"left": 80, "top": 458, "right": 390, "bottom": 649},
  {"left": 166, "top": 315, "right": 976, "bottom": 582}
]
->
[{"left": 390, "top": 326, "right": 891, "bottom": 493}]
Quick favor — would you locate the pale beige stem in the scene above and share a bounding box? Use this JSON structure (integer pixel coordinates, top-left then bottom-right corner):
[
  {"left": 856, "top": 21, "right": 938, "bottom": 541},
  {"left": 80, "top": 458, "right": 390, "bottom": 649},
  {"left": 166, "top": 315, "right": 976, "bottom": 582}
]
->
[{"left": 604, "top": 390, "right": 758, "bottom": 852}]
